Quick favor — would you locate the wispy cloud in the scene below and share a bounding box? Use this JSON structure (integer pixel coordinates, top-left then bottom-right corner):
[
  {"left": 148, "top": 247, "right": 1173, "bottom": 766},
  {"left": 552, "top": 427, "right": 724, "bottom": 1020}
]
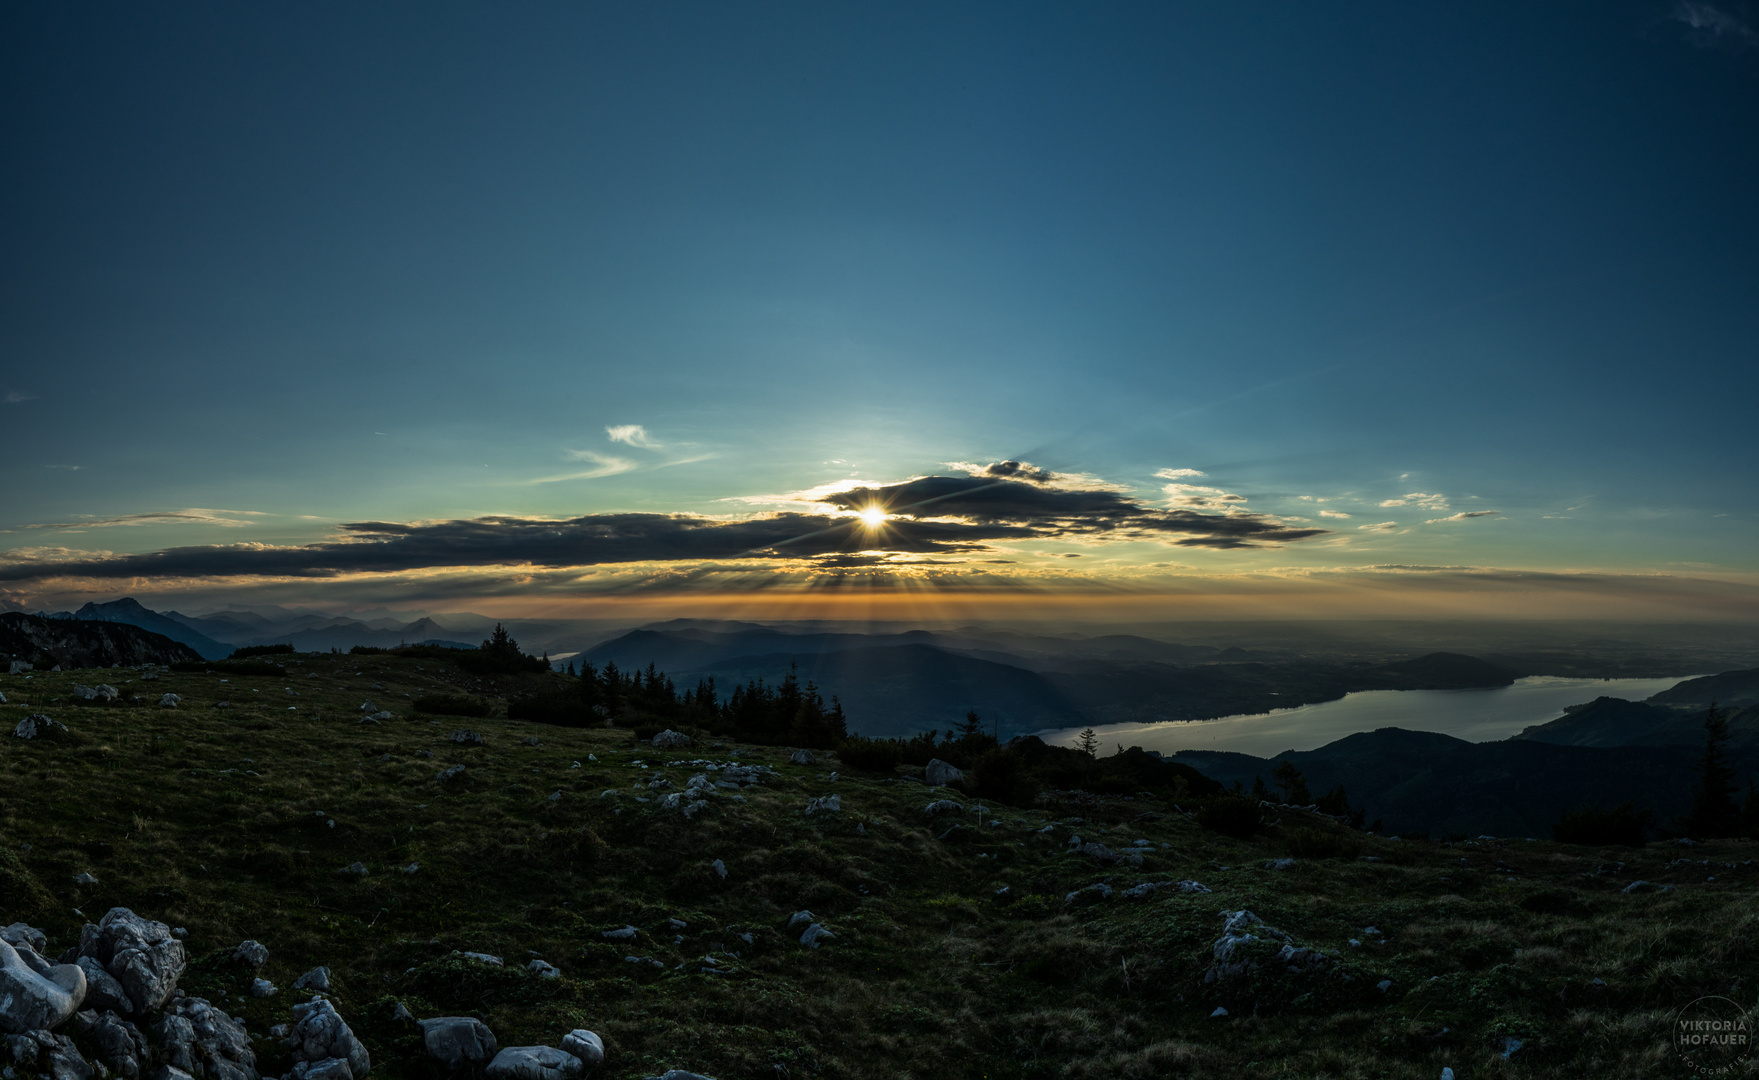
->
[
  {"left": 4, "top": 390, "right": 35, "bottom": 404},
  {"left": 44, "top": 464, "right": 83, "bottom": 471},
  {"left": 1673, "top": 2, "right": 1759, "bottom": 49},
  {"left": 1427, "top": 510, "right": 1500, "bottom": 524},
  {"left": 1318, "top": 510, "right": 1352, "bottom": 519},
  {"left": 1163, "top": 483, "right": 1248, "bottom": 509},
  {"left": 528, "top": 452, "right": 637, "bottom": 484},
  {"left": 1379, "top": 492, "right": 1449, "bottom": 511},
  {"left": 1155, "top": 467, "right": 1207, "bottom": 480},
  {"left": 9, "top": 509, "right": 267, "bottom": 532},
  {"left": 606, "top": 424, "right": 662, "bottom": 449},
  {"left": 1358, "top": 521, "right": 1400, "bottom": 532}
]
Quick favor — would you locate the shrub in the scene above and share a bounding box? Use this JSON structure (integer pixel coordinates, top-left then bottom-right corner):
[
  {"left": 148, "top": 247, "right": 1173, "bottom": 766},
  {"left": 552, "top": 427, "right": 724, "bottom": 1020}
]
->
[
  {"left": 970, "top": 747, "right": 1040, "bottom": 807},
  {"left": 1552, "top": 802, "right": 1651, "bottom": 847},
  {"left": 413, "top": 693, "right": 494, "bottom": 719},
  {"left": 507, "top": 692, "right": 592, "bottom": 726},
  {"left": 230, "top": 643, "right": 294, "bottom": 659},
  {"left": 1282, "top": 825, "right": 1362, "bottom": 860},
  {"left": 1197, "top": 796, "right": 1261, "bottom": 839},
  {"left": 837, "top": 737, "right": 904, "bottom": 774}
]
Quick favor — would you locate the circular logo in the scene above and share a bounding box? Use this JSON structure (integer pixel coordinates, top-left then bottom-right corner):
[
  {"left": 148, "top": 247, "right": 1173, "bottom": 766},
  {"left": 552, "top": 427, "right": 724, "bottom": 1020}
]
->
[{"left": 1674, "top": 996, "right": 1754, "bottom": 1075}]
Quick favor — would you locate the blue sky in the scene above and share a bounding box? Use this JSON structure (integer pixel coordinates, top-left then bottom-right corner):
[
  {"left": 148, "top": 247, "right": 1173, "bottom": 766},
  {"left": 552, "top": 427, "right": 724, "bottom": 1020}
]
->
[{"left": 2, "top": 2, "right": 1755, "bottom": 620}]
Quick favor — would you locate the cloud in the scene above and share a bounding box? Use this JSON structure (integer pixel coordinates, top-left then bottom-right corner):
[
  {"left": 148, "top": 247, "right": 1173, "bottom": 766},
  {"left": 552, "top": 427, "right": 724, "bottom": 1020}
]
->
[
  {"left": 1318, "top": 510, "right": 1352, "bottom": 519},
  {"left": 44, "top": 464, "right": 83, "bottom": 471},
  {"left": 9, "top": 509, "right": 268, "bottom": 532},
  {"left": 1358, "top": 521, "right": 1400, "bottom": 532},
  {"left": 1378, "top": 492, "right": 1449, "bottom": 511},
  {"left": 1162, "top": 483, "right": 1248, "bottom": 509},
  {"left": 0, "top": 464, "right": 1333, "bottom": 585},
  {"left": 946, "top": 460, "right": 1127, "bottom": 492},
  {"left": 4, "top": 391, "right": 35, "bottom": 404},
  {"left": 606, "top": 424, "right": 662, "bottom": 449},
  {"left": 530, "top": 453, "right": 637, "bottom": 484},
  {"left": 1155, "top": 468, "right": 1207, "bottom": 480},
  {"left": 1427, "top": 510, "right": 1501, "bottom": 524},
  {"left": 1673, "top": 2, "right": 1759, "bottom": 49}
]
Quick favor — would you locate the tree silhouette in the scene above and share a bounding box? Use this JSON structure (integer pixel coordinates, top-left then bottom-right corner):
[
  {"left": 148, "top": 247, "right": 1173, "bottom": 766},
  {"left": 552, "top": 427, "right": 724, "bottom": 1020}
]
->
[
  {"left": 1684, "top": 703, "right": 1740, "bottom": 838},
  {"left": 1076, "top": 728, "right": 1098, "bottom": 758}
]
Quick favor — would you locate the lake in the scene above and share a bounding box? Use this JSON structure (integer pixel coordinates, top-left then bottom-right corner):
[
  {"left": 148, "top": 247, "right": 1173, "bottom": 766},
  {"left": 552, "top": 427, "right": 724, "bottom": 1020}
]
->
[{"left": 1039, "top": 675, "right": 1703, "bottom": 759}]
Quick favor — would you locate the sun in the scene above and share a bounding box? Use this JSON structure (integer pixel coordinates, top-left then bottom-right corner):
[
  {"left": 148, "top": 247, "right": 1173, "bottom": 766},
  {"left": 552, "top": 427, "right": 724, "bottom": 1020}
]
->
[{"left": 858, "top": 506, "right": 888, "bottom": 529}]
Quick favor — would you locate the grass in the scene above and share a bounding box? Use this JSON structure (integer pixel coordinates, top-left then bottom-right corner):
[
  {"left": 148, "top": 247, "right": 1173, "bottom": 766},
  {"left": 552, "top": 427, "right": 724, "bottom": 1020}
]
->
[{"left": 2, "top": 653, "right": 1756, "bottom": 1079}]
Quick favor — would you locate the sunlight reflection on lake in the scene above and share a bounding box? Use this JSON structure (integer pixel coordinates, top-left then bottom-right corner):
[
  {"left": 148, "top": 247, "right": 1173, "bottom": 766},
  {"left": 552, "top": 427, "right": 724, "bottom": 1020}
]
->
[{"left": 1039, "top": 675, "right": 1703, "bottom": 759}]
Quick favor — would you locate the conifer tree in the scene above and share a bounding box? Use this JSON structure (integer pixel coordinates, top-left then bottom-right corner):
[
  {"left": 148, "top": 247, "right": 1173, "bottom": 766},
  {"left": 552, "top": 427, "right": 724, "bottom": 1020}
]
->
[{"left": 1684, "top": 703, "right": 1740, "bottom": 838}]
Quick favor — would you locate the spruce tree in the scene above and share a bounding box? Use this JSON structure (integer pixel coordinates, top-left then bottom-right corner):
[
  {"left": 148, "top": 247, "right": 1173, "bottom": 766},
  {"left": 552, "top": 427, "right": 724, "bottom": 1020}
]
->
[
  {"left": 1684, "top": 703, "right": 1740, "bottom": 838},
  {"left": 1077, "top": 728, "right": 1098, "bottom": 758}
]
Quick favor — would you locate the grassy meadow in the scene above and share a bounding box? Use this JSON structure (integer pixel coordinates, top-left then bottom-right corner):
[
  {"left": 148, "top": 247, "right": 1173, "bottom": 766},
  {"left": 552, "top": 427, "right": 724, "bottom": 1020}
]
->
[{"left": 1, "top": 653, "right": 1755, "bottom": 1079}]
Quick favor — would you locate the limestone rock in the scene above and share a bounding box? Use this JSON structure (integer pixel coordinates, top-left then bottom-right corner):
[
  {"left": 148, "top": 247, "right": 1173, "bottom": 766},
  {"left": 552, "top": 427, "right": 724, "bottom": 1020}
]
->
[
  {"left": 526, "top": 960, "right": 559, "bottom": 978},
  {"left": 158, "top": 695, "right": 180, "bottom": 708},
  {"left": 417, "top": 1016, "right": 497, "bottom": 1071},
  {"left": 450, "top": 730, "right": 483, "bottom": 746},
  {"left": 73, "top": 958, "right": 136, "bottom": 1016},
  {"left": 435, "top": 765, "right": 465, "bottom": 783},
  {"left": 288, "top": 1059, "right": 352, "bottom": 1080},
  {"left": 558, "top": 1030, "right": 603, "bottom": 1067},
  {"left": 288, "top": 998, "right": 369, "bottom": 1079},
  {"left": 230, "top": 942, "right": 268, "bottom": 970},
  {"left": 598, "top": 927, "right": 636, "bottom": 941},
  {"left": 0, "top": 926, "right": 46, "bottom": 956},
  {"left": 75, "top": 1010, "right": 147, "bottom": 1079},
  {"left": 924, "top": 799, "right": 964, "bottom": 816},
  {"left": 485, "top": 1046, "right": 581, "bottom": 1080},
  {"left": 249, "top": 978, "right": 276, "bottom": 998},
  {"left": 924, "top": 759, "right": 964, "bottom": 787},
  {"left": 798, "top": 924, "right": 834, "bottom": 949},
  {"left": 153, "top": 996, "right": 257, "bottom": 1080},
  {"left": 79, "top": 907, "right": 187, "bottom": 1020},
  {"left": 0, "top": 938, "right": 86, "bottom": 1033},
  {"left": 803, "top": 795, "right": 840, "bottom": 816},
  {"left": 290, "top": 968, "right": 330, "bottom": 994},
  {"left": 650, "top": 730, "right": 691, "bottom": 750},
  {"left": 787, "top": 749, "right": 815, "bottom": 765},
  {"left": 14, "top": 714, "right": 68, "bottom": 740}
]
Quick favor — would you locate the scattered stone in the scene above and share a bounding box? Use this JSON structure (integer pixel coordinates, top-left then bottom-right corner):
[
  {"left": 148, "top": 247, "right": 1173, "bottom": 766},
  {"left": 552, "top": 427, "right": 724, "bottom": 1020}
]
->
[
  {"left": 788, "top": 749, "right": 815, "bottom": 765},
  {"left": 522, "top": 737, "right": 543, "bottom": 747},
  {"left": 1264, "top": 858, "right": 1297, "bottom": 871},
  {"left": 1178, "top": 880, "right": 1212, "bottom": 893},
  {"left": 417, "top": 1017, "right": 497, "bottom": 1071},
  {"left": 72, "top": 873, "right": 99, "bottom": 887},
  {"left": 992, "top": 886, "right": 1014, "bottom": 904},
  {"left": 399, "top": 863, "right": 421, "bottom": 875},
  {"left": 458, "top": 953, "right": 502, "bottom": 966},
  {"left": 0, "top": 939, "right": 86, "bottom": 1033},
  {"left": 600, "top": 927, "right": 637, "bottom": 941},
  {"left": 291, "top": 968, "right": 330, "bottom": 994},
  {"left": 650, "top": 730, "right": 692, "bottom": 750},
  {"left": 486, "top": 1046, "right": 582, "bottom": 1080},
  {"left": 270, "top": 1025, "right": 290, "bottom": 1039},
  {"left": 73, "top": 685, "right": 120, "bottom": 703},
  {"left": 230, "top": 942, "right": 268, "bottom": 970},
  {"left": 289, "top": 1059, "right": 353, "bottom": 1080},
  {"left": 358, "top": 701, "right": 377, "bottom": 713},
  {"left": 924, "top": 759, "right": 964, "bottom": 787},
  {"left": 924, "top": 800, "right": 963, "bottom": 816},
  {"left": 338, "top": 863, "right": 369, "bottom": 878},
  {"left": 526, "top": 960, "right": 559, "bottom": 979},
  {"left": 450, "top": 731, "right": 483, "bottom": 746},
  {"left": 1119, "top": 881, "right": 1172, "bottom": 900},
  {"left": 786, "top": 911, "right": 815, "bottom": 930},
  {"left": 389, "top": 1005, "right": 412, "bottom": 1025},
  {"left": 288, "top": 997, "right": 370, "bottom": 1079},
  {"left": 710, "top": 859, "right": 727, "bottom": 880},
  {"left": 798, "top": 924, "right": 834, "bottom": 949},
  {"left": 1377, "top": 979, "right": 1393, "bottom": 993},
  {"left": 158, "top": 695, "right": 180, "bottom": 709},
  {"left": 936, "top": 824, "right": 969, "bottom": 843},
  {"left": 435, "top": 766, "right": 465, "bottom": 783},
  {"left": 803, "top": 795, "right": 841, "bottom": 816},
  {"left": 249, "top": 978, "right": 276, "bottom": 998},
  {"left": 14, "top": 714, "right": 68, "bottom": 740},
  {"left": 1209, "top": 1006, "right": 1228, "bottom": 1018},
  {"left": 1622, "top": 880, "right": 1676, "bottom": 894},
  {"left": 558, "top": 1031, "right": 603, "bottom": 1068},
  {"left": 1063, "top": 882, "right": 1113, "bottom": 905},
  {"left": 1499, "top": 1036, "right": 1523, "bottom": 1058}
]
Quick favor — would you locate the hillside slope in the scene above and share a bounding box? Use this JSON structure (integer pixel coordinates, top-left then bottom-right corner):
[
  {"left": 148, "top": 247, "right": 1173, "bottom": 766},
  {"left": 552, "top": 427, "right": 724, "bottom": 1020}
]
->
[{"left": 0, "top": 612, "right": 203, "bottom": 669}]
